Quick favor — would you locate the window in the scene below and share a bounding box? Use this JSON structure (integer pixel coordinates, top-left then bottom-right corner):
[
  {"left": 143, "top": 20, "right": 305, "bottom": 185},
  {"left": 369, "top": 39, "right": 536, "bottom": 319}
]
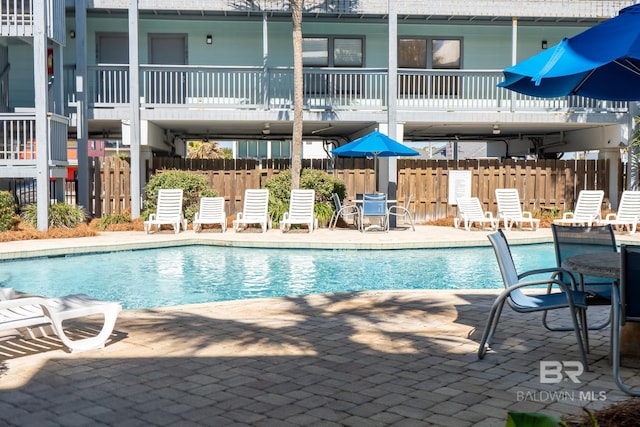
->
[
  {"left": 398, "top": 37, "right": 461, "bottom": 97},
  {"left": 303, "top": 37, "right": 363, "bottom": 67},
  {"left": 303, "top": 37, "right": 364, "bottom": 97}
]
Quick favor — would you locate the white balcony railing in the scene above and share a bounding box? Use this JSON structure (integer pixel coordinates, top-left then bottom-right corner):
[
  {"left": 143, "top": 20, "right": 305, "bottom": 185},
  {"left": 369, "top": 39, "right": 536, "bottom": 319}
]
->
[
  {"left": 0, "top": 0, "right": 65, "bottom": 42},
  {"left": 0, "top": 112, "right": 67, "bottom": 167},
  {"left": 65, "top": 65, "right": 628, "bottom": 114}
]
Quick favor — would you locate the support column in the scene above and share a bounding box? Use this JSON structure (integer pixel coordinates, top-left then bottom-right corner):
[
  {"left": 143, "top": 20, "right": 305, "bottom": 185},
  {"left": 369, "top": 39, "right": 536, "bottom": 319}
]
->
[
  {"left": 599, "top": 148, "right": 621, "bottom": 210},
  {"left": 129, "top": 0, "right": 141, "bottom": 217},
  {"left": 34, "top": 0, "right": 49, "bottom": 230},
  {"left": 386, "top": 0, "right": 398, "bottom": 218},
  {"left": 75, "top": 0, "right": 89, "bottom": 211}
]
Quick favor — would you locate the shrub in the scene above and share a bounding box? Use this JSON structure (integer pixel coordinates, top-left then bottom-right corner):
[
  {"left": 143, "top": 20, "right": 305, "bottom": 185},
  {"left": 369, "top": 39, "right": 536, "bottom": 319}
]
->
[
  {"left": 263, "top": 169, "right": 347, "bottom": 226},
  {"left": 143, "top": 169, "right": 218, "bottom": 222},
  {"left": 21, "top": 203, "right": 87, "bottom": 229},
  {"left": 0, "top": 191, "right": 18, "bottom": 231},
  {"left": 97, "top": 213, "right": 131, "bottom": 230}
]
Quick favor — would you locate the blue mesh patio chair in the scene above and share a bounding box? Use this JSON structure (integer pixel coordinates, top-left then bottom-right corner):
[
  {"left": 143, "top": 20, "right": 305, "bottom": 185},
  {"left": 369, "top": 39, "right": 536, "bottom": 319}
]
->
[
  {"left": 360, "top": 193, "right": 388, "bottom": 232},
  {"left": 545, "top": 224, "right": 617, "bottom": 335},
  {"left": 478, "top": 230, "right": 589, "bottom": 370},
  {"left": 612, "top": 244, "right": 640, "bottom": 395}
]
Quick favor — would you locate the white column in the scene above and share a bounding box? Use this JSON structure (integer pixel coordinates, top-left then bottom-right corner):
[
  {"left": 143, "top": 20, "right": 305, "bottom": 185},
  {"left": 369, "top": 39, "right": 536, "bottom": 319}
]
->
[
  {"left": 34, "top": 0, "right": 49, "bottom": 230},
  {"left": 129, "top": 0, "right": 141, "bottom": 217}
]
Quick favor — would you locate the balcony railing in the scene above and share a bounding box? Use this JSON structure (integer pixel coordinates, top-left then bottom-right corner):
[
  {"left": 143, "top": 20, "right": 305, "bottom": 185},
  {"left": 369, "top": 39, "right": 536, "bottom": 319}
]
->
[
  {"left": 65, "top": 65, "right": 628, "bottom": 114},
  {"left": 0, "top": 0, "right": 65, "bottom": 42},
  {"left": 0, "top": 112, "right": 67, "bottom": 167}
]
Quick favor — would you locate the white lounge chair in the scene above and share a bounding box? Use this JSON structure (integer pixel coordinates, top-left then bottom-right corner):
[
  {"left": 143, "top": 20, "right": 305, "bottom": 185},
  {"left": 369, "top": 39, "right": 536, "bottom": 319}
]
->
[
  {"left": 144, "top": 189, "right": 187, "bottom": 234},
  {"left": 600, "top": 190, "right": 640, "bottom": 234},
  {"left": 193, "top": 197, "right": 227, "bottom": 232},
  {"left": 0, "top": 288, "right": 122, "bottom": 353},
  {"left": 454, "top": 197, "right": 498, "bottom": 231},
  {"left": 280, "top": 189, "right": 317, "bottom": 233},
  {"left": 495, "top": 188, "right": 540, "bottom": 230},
  {"left": 554, "top": 190, "right": 604, "bottom": 227},
  {"left": 233, "top": 189, "right": 271, "bottom": 232}
]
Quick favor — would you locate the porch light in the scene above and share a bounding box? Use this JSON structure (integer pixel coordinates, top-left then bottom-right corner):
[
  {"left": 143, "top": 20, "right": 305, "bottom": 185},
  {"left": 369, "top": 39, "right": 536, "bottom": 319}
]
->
[
  {"left": 492, "top": 124, "right": 501, "bottom": 135},
  {"left": 70, "top": 30, "right": 75, "bottom": 39},
  {"left": 541, "top": 40, "right": 548, "bottom": 49},
  {"left": 206, "top": 34, "right": 213, "bottom": 45}
]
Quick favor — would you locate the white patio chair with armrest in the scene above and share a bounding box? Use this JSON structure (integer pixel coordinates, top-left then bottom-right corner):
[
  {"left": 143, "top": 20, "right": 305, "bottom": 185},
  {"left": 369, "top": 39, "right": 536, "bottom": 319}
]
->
[
  {"left": 388, "top": 193, "right": 415, "bottom": 231},
  {"left": 144, "top": 189, "right": 187, "bottom": 234},
  {"left": 478, "top": 230, "right": 589, "bottom": 370},
  {"left": 280, "top": 189, "right": 318, "bottom": 233},
  {"left": 554, "top": 190, "right": 604, "bottom": 226},
  {"left": 193, "top": 197, "right": 227, "bottom": 233},
  {"left": 454, "top": 197, "right": 498, "bottom": 232},
  {"left": 0, "top": 288, "right": 122, "bottom": 353},
  {"left": 233, "top": 189, "right": 271, "bottom": 232},
  {"left": 612, "top": 244, "right": 640, "bottom": 396},
  {"left": 329, "top": 193, "right": 360, "bottom": 230},
  {"left": 360, "top": 193, "right": 389, "bottom": 232},
  {"left": 600, "top": 190, "right": 640, "bottom": 234},
  {"left": 495, "top": 188, "right": 540, "bottom": 230}
]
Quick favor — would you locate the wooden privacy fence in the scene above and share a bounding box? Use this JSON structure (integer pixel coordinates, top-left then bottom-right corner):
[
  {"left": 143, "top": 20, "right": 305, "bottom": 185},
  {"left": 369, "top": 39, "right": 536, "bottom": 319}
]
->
[{"left": 90, "top": 156, "right": 616, "bottom": 223}]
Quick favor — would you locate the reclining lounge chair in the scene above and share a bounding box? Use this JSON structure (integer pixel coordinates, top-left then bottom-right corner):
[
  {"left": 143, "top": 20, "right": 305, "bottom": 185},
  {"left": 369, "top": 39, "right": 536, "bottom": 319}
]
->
[{"left": 0, "top": 288, "right": 122, "bottom": 353}]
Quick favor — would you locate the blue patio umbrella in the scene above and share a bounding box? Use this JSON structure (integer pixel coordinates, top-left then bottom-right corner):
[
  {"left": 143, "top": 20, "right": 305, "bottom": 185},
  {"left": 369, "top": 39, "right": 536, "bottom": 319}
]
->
[
  {"left": 499, "top": 3, "right": 640, "bottom": 100},
  {"left": 332, "top": 131, "right": 419, "bottom": 191}
]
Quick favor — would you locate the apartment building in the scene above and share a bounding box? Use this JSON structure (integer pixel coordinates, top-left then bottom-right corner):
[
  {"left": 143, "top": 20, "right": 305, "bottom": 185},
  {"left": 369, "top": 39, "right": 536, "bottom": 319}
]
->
[{"left": 1, "top": 0, "right": 636, "bottom": 228}]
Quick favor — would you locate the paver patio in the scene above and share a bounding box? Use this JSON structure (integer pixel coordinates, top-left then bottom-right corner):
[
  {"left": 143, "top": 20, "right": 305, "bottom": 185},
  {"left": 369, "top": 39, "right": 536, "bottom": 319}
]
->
[{"left": 1, "top": 226, "right": 639, "bottom": 426}]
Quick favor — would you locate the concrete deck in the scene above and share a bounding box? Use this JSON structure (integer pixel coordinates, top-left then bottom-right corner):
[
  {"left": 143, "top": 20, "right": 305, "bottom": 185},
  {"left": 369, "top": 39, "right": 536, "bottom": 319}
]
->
[{"left": 1, "top": 225, "right": 639, "bottom": 426}]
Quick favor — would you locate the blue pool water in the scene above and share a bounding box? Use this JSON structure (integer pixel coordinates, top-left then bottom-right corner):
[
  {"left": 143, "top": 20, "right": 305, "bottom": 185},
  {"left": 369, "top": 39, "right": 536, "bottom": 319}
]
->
[{"left": 0, "top": 244, "right": 555, "bottom": 309}]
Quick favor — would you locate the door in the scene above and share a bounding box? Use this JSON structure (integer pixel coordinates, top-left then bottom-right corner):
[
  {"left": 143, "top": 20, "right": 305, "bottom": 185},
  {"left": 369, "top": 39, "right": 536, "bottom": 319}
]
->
[
  {"left": 148, "top": 34, "right": 187, "bottom": 104},
  {"left": 96, "top": 33, "right": 129, "bottom": 103}
]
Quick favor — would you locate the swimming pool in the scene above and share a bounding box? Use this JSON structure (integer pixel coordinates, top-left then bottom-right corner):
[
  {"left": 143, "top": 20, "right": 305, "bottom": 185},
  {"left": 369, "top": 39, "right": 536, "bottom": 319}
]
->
[{"left": 0, "top": 244, "right": 555, "bottom": 309}]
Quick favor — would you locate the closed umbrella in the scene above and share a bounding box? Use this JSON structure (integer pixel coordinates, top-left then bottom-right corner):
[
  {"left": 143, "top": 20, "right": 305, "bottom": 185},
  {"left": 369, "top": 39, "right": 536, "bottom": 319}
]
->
[
  {"left": 499, "top": 3, "right": 640, "bottom": 100},
  {"left": 332, "top": 131, "right": 419, "bottom": 192}
]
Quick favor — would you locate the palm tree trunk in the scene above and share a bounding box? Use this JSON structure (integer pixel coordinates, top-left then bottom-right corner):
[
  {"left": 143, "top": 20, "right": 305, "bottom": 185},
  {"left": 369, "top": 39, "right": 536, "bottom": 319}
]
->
[{"left": 291, "top": 0, "right": 303, "bottom": 190}]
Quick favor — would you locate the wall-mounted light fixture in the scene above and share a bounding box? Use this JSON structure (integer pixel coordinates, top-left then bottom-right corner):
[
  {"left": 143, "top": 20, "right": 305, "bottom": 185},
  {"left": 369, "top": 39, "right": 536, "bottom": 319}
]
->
[
  {"left": 69, "top": 30, "right": 75, "bottom": 39},
  {"left": 206, "top": 34, "right": 213, "bottom": 45},
  {"left": 541, "top": 40, "right": 548, "bottom": 49},
  {"left": 492, "top": 124, "right": 501, "bottom": 135}
]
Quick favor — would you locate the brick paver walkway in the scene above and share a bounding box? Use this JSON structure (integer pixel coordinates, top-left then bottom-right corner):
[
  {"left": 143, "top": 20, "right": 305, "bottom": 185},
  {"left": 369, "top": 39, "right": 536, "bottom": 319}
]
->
[{"left": 1, "top": 227, "right": 638, "bottom": 426}]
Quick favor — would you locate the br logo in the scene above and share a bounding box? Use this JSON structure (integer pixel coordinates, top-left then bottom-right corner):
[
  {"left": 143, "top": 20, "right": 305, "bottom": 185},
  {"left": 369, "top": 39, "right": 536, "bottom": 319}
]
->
[{"left": 540, "top": 361, "right": 584, "bottom": 384}]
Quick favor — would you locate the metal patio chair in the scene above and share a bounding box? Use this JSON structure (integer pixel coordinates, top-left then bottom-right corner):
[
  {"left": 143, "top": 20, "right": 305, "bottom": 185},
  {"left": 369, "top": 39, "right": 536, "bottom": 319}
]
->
[{"left": 478, "top": 230, "right": 589, "bottom": 370}]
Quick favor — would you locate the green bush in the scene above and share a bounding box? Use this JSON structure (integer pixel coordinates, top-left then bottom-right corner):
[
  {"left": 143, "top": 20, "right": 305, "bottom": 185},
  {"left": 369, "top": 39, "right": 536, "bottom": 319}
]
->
[
  {"left": 0, "top": 191, "right": 17, "bottom": 231},
  {"left": 21, "top": 203, "right": 87, "bottom": 228},
  {"left": 97, "top": 213, "right": 131, "bottom": 230},
  {"left": 263, "top": 169, "right": 347, "bottom": 227},
  {"left": 143, "top": 169, "right": 218, "bottom": 222}
]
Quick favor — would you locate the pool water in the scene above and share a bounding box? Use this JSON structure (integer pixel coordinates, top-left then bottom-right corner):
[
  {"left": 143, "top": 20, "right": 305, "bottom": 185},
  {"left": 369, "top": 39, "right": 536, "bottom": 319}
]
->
[{"left": 0, "top": 244, "right": 555, "bottom": 309}]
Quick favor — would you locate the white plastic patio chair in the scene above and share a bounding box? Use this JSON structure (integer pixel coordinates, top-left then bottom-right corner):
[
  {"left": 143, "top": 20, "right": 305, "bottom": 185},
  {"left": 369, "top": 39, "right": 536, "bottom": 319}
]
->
[
  {"left": 495, "top": 188, "right": 540, "bottom": 230},
  {"left": 554, "top": 190, "right": 604, "bottom": 226},
  {"left": 600, "top": 190, "right": 640, "bottom": 234},
  {"left": 193, "top": 197, "right": 227, "bottom": 232},
  {"left": 388, "top": 194, "right": 415, "bottom": 231},
  {"left": 233, "top": 189, "right": 271, "bottom": 232},
  {"left": 144, "top": 189, "right": 187, "bottom": 234},
  {"left": 454, "top": 197, "right": 498, "bottom": 231},
  {"left": 280, "top": 189, "right": 318, "bottom": 233}
]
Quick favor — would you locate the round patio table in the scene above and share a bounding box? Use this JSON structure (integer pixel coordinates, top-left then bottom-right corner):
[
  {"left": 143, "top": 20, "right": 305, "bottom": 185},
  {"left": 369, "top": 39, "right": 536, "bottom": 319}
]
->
[{"left": 562, "top": 251, "right": 640, "bottom": 367}]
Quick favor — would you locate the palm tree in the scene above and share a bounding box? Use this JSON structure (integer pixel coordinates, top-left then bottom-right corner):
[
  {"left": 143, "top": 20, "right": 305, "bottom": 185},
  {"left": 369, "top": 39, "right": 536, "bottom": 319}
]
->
[{"left": 290, "top": 0, "right": 303, "bottom": 190}]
